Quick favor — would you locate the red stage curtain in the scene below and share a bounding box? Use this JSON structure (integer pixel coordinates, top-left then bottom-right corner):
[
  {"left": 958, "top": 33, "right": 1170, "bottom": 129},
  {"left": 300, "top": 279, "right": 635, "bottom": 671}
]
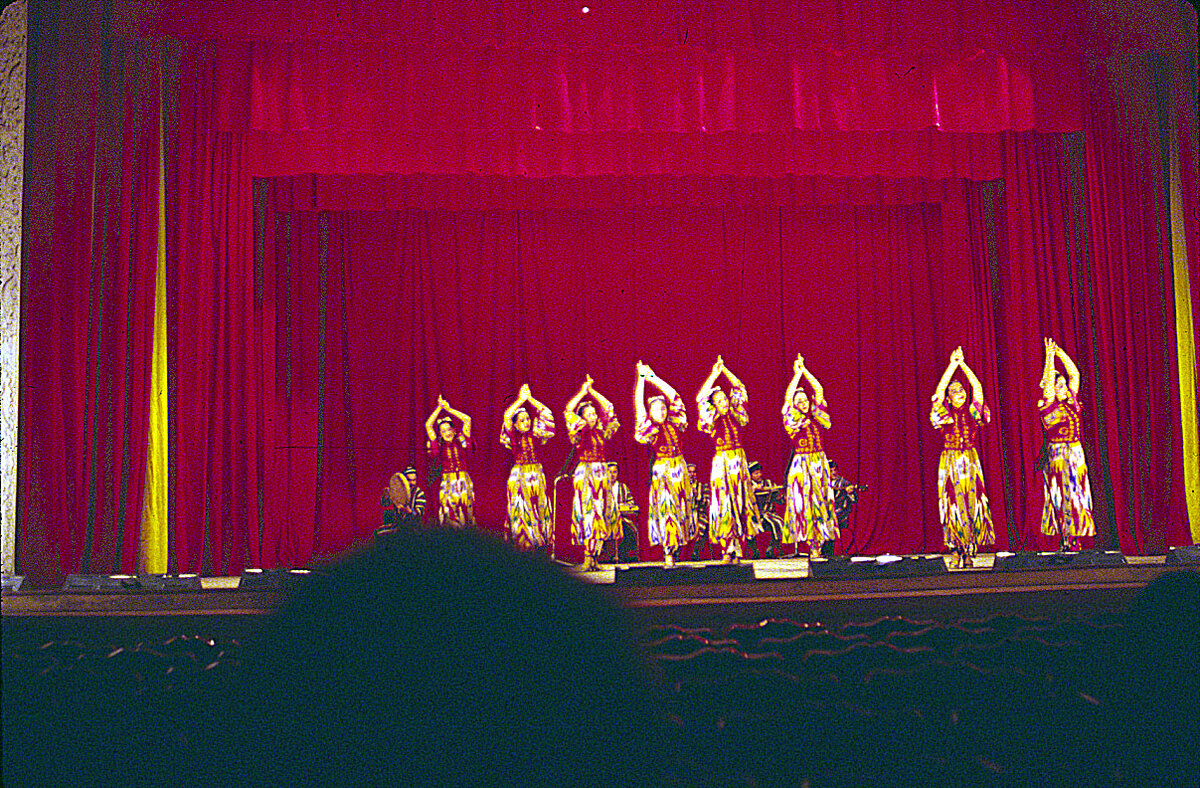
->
[
  {"left": 1077, "top": 54, "right": 1194, "bottom": 552},
  {"left": 247, "top": 197, "right": 975, "bottom": 564},
  {"left": 965, "top": 128, "right": 1192, "bottom": 555},
  {"left": 19, "top": 3, "right": 161, "bottom": 584},
  {"left": 20, "top": 0, "right": 1196, "bottom": 577},
  {"left": 219, "top": 161, "right": 1186, "bottom": 569}
]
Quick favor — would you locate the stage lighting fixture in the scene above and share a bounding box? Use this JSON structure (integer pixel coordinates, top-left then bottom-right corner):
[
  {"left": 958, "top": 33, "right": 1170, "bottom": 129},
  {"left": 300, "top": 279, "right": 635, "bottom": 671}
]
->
[
  {"left": 238, "top": 567, "right": 315, "bottom": 590},
  {"left": 992, "top": 550, "right": 1126, "bottom": 571},
  {"left": 809, "top": 554, "right": 947, "bottom": 579},
  {"left": 1164, "top": 545, "right": 1200, "bottom": 565},
  {"left": 138, "top": 573, "right": 202, "bottom": 591},
  {"left": 60, "top": 573, "right": 204, "bottom": 592},
  {"left": 62, "top": 574, "right": 143, "bottom": 592},
  {"left": 613, "top": 562, "right": 754, "bottom": 586}
]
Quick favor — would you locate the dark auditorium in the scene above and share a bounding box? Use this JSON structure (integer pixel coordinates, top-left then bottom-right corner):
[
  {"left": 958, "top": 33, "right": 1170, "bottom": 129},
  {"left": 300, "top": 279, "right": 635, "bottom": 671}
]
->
[{"left": 2, "top": 1, "right": 1198, "bottom": 786}]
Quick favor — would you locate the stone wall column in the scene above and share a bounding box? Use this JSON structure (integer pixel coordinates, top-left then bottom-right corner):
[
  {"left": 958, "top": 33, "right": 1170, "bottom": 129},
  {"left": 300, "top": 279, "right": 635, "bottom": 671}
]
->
[{"left": 1, "top": 0, "right": 27, "bottom": 575}]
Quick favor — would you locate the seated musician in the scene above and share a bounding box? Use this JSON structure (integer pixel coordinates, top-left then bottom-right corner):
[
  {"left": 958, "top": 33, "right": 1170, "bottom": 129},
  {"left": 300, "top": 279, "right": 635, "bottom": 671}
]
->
[
  {"left": 403, "top": 465, "right": 427, "bottom": 524},
  {"left": 749, "top": 461, "right": 785, "bottom": 559},
  {"left": 378, "top": 471, "right": 419, "bottom": 539},
  {"left": 827, "top": 460, "right": 867, "bottom": 554},
  {"left": 687, "top": 463, "right": 712, "bottom": 561},
  {"left": 606, "top": 462, "right": 640, "bottom": 563}
]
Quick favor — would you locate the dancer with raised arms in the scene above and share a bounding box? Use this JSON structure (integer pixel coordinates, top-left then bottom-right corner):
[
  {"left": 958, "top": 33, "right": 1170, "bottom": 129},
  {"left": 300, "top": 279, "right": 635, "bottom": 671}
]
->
[
  {"left": 425, "top": 395, "right": 475, "bottom": 528},
  {"left": 1037, "top": 338, "right": 1095, "bottom": 551},
  {"left": 500, "top": 384, "right": 557, "bottom": 551},
  {"left": 930, "top": 347, "right": 995, "bottom": 567},
  {"left": 634, "top": 362, "right": 695, "bottom": 568},
  {"left": 565, "top": 376, "right": 621, "bottom": 571},
  {"left": 697, "top": 356, "right": 759, "bottom": 563},
  {"left": 781, "top": 354, "right": 839, "bottom": 559}
]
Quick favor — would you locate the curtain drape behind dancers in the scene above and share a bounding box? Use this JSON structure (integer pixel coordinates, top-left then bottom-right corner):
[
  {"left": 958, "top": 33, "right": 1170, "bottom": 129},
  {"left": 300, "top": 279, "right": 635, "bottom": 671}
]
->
[
  {"left": 565, "top": 376, "right": 621, "bottom": 571},
  {"left": 697, "top": 356, "right": 758, "bottom": 563},
  {"left": 1037, "top": 338, "right": 1095, "bottom": 551},
  {"left": 930, "top": 347, "right": 995, "bottom": 567},
  {"left": 425, "top": 396, "right": 476, "bottom": 528},
  {"left": 634, "top": 362, "right": 695, "bottom": 568},
  {"left": 501, "top": 384, "right": 557, "bottom": 551},
  {"left": 781, "top": 354, "right": 839, "bottom": 559}
]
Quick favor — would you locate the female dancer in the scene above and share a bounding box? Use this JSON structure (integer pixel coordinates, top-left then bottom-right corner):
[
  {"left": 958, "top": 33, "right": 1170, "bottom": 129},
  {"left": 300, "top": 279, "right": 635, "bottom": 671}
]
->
[
  {"left": 425, "top": 396, "right": 475, "bottom": 528},
  {"left": 697, "top": 356, "right": 759, "bottom": 563},
  {"left": 634, "top": 362, "right": 694, "bottom": 568},
  {"left": 1037, "top": 338, "right": 1095, "bottom": 550},
  {"left": 781, "top": 354, "right": 839, "bottom": 558},
  {"left": 565, "top": 376, "right": 620, "bottom": 571},
  {"left": 930, "top": 347, "right": 995, "bottom": 567},
  {"left": 500, "top": 384, "right": 557, "bottom": 551}
]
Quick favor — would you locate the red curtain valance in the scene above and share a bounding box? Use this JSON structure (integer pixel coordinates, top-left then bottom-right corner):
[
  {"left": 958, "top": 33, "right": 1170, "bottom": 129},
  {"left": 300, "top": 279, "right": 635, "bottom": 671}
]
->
[{"left": 176, "top": 41, "right": 1083, "bottom": 135}]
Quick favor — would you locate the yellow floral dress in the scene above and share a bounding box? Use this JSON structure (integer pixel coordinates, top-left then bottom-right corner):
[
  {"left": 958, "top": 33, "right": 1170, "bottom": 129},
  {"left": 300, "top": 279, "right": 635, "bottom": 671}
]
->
[
  {"left": 636, "top": 395, "right": 695, "bottom": 550},
  {"left": 930, "top": 397, "right": 995, "bottom": 556},
  {"left": 698, "top": 384, "right": 759, "bottom": 554},
  {"left": 500, "top": 406, "right": 556, "bottom": 548}
]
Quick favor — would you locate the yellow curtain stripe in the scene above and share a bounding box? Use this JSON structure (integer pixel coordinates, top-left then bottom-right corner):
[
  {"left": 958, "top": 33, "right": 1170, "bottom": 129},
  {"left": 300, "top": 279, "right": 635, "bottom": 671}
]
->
[
  {"left": 140, "top": 76, "right": 169, "bottom": 574},
  {"left": 1168, "top": 121, "right": 1199, "bottom": 543}
]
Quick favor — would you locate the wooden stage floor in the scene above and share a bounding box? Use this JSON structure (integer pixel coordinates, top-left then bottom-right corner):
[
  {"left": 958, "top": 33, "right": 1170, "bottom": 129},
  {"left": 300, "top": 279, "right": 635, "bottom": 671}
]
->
[{"left": 3, "top": 555, "right": 1192, "bottom": 640}]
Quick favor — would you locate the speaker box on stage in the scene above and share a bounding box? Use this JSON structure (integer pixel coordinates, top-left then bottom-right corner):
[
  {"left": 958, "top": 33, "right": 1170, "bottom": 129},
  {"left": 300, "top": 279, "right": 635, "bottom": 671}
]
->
[
  {"left": 808, "top": 554, "right": 948, "bottom": 579},
  {"left": 2, "top": 575, "right": 26, "bottom": 594},
  {"left": 1165, "top": 545, "right": 1200, "bottom": 565},
  {"left": 238, "top": 567, "right": 316, "bottom": 590},
  {"left": 613, "top": 563, "right": 754, "bottom": 586},
  {"left": 992, "top": 549, "right": 1127, "bottom": 571}
]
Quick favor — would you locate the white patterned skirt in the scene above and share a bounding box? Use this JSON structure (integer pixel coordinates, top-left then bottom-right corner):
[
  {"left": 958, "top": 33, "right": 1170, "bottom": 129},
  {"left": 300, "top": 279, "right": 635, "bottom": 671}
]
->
[
  {"left": 783, "top": 450, "right": 839, "bottom": 544},
  {"left": 507, "top": 463, "right": 553, "bottom": 547}
]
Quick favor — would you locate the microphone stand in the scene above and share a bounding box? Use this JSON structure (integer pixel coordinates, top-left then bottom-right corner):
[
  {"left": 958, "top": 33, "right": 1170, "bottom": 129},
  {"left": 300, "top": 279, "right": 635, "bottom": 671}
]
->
[{"left": 552, "top": 473, "right": 573, "bottom": 562}]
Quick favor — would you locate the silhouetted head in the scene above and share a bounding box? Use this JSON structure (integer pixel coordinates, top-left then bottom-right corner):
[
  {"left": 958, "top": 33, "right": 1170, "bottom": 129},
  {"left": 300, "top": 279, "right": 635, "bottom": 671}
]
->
[
  {"left": 1119, "top": 570, "right": 1200, "bottom": 780},
  {"left": 239, "top": 531, "right": 658, "bottom": 787}
]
